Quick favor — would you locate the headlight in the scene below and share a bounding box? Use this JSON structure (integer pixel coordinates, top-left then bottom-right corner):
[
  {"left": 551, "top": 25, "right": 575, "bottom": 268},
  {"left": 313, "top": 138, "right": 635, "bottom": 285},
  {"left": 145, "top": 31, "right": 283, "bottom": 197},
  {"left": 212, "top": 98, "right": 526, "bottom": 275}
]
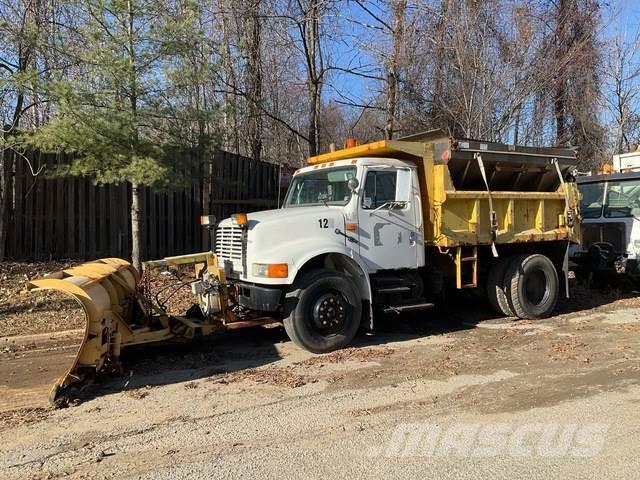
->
[{"left": 252, "top": 263, "right": 288, "bottom": 278}]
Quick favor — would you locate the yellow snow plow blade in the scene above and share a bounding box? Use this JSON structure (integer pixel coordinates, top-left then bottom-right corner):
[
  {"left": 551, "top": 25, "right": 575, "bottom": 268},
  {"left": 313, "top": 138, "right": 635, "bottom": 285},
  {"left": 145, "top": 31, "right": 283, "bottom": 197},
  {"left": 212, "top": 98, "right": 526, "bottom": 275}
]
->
[
  {"left": 27, "top": 258, "right": 148, "bottom": 406},
  {"left": 25, "top": 254, "right": 277, "bottom": 407}
]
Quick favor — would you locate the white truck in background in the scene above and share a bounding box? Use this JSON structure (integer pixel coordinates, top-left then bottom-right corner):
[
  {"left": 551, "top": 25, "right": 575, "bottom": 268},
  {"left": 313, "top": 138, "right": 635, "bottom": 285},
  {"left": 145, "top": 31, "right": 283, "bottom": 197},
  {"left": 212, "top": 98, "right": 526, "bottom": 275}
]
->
[{"left": 571, "top": 149, "right": 640, "bottom": 284}]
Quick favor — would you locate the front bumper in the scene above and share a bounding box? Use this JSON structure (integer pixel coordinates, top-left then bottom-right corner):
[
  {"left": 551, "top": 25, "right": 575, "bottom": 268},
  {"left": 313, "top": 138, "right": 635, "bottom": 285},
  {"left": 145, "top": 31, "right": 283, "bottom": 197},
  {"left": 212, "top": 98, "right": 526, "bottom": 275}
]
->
[
  {"left": 237, "top": 282, "right": 283, "bottom": 312},
  {"left": 570, "top": 241, "right": 640, "bottom": 275}
]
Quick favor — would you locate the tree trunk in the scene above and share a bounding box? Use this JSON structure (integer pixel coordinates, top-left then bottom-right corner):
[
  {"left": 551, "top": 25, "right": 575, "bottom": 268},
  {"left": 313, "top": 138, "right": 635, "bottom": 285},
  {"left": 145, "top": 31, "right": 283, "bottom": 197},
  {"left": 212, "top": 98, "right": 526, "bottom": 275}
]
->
[
  {"left": 615, "top": 93, "right": 625, "bottom": 154},
  {"left": 1, "top": 16, "right": 29, "bottom": 261},
  {"left": 130, "top": 182, "right": 142, "bottom": 272},
  {"left": 308, "top": 82, "right": 320, "bottom": 156},
  {"left": 221, "top": 2, "right": 240, "bottom": 154},
  {"left": 0, "top": 39, "right": 26, "bottom": 262},
  {"left": 554, "top": 0, "right": 569, "bottom": 146},
  {"left": 0, "top": 130, "right": 13, "bottom": 261},
  {"left": 244, "top": 0, "right": 262, "bottom": 162},
  {"left": 304, "top": 1, "right": 323, "bottom": 156},
  {"left": 384, "top": 0, "right": 406, "bottom": 140},
  {"left": 126, "top": 0, "right": 142, "bottom": 272},
  {"left": 431, "top": 0, "right": 449, "bottom": 129}
]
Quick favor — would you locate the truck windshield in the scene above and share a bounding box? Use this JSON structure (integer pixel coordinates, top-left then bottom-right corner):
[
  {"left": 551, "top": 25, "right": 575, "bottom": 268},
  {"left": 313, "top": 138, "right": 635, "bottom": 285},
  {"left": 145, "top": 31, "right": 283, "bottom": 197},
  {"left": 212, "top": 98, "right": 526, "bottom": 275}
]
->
[
  {"left": 579, "top": 182, "right": 605, "bottom": 218},
  {"left": 284, "top": 166, "right": 356, "bottom": 208},
  {"left": 604, "top": 178, "right": 640, "bottom": 218}
]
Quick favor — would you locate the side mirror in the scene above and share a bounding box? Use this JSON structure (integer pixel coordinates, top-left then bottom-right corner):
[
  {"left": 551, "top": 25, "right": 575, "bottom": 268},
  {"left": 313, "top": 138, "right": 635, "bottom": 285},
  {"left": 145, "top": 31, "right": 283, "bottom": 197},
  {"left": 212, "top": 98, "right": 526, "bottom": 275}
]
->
[
  {"left": 348, "top": 177, "right": 359, "bottom": 192},
  {"left": 395, "top": 169, "right": 412, "bottom": 203}
]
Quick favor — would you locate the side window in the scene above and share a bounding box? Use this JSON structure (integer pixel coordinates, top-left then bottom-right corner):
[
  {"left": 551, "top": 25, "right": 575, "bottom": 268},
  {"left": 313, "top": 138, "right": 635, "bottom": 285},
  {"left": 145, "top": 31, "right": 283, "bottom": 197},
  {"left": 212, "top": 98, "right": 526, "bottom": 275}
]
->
[{"left": 362, "top": 170, "right": 397, "bottom": 209}]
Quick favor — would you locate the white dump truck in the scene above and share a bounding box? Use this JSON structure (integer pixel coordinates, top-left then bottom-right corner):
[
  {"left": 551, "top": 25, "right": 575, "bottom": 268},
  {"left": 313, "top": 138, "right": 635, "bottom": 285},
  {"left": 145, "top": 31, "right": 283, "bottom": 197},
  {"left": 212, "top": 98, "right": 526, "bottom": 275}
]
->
[
  {"left": 30, "top": 130, "right": 580, "bottom": 404},
  {"left": 214, "top": 130, "right": 580, "bottom": 352}
]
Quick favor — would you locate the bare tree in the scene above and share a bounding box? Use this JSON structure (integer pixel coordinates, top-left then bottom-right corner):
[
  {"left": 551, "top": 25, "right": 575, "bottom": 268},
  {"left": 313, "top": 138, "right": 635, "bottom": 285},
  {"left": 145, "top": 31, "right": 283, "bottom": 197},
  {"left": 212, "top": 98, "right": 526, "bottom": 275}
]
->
[
  {"left": 243, "top": 0, "right": 264, "bottom": 162},
  {"left": 554, "top": 0, "right": 571, "bottom": 146},
  {"left": 604, "top": 30, "right": 640, "bottom": 154},
  {"left": 300, "top": 0, "right": 325, "bottom": 156},
  {"left": 276, "top": 0, "right": 334, "bottom": 157},
  {"left": 0, "top": 0, "right": 50, "bottom": 260},
  {"left": 383, "top": 0, "right": 406, "bottom": 139},
  {"left": 220, "top": 1, "right": 241, "bottom": 154}
]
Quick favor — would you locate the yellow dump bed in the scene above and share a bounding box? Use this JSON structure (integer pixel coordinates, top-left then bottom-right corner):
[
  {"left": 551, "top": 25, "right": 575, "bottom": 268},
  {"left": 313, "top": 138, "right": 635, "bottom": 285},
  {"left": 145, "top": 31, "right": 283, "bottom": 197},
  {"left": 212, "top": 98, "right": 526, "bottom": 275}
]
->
[{"left": 308, "top": 131, "right": 580, "bottom": 248}]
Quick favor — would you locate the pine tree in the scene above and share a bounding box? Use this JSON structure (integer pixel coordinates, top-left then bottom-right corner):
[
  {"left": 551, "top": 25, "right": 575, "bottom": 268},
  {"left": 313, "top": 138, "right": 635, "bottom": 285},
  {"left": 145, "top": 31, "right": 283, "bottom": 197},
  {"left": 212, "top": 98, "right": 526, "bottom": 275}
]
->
[{"left": 23, "top": 0, "right": 208, "bottom": 270}]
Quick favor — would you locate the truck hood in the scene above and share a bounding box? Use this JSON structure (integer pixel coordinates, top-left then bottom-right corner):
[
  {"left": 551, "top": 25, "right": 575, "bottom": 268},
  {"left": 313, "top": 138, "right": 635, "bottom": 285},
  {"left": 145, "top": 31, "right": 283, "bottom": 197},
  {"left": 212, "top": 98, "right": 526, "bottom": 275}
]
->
[
  {"left": 217, "top": 206, "right": 348, "bottom": 283},
  {"left": 217, "top": 205, "right": 346, "bottom": 230}
]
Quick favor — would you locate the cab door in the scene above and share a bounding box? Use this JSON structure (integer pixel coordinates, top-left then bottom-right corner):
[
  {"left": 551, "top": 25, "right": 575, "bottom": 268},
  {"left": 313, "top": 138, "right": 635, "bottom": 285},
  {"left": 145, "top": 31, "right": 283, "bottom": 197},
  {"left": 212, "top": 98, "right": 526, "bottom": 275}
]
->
[{"left": 357, "top": 167, "right": 420, "bottom": 271}]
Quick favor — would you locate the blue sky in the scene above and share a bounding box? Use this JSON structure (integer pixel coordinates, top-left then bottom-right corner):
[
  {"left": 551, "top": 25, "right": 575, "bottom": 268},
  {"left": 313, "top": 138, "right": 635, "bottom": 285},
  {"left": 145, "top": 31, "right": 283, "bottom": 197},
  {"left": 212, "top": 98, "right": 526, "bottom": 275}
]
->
[{"left": 605, "top": 0, "right": 640, "bottom": 36}]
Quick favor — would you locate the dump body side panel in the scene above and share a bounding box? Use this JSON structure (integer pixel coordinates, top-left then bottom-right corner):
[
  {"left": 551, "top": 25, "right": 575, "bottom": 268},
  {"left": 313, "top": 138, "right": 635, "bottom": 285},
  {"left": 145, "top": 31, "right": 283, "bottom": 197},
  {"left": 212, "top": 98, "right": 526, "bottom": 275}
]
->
[{"left": 433, "top": 189, "right": 576, "bottom": 247}]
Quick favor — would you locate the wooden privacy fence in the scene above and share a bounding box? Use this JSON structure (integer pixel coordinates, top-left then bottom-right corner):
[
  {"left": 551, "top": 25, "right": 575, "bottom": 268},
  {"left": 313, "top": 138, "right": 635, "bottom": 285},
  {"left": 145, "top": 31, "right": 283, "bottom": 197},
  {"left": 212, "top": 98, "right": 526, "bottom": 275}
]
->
[{"left": 2, "top": 148, "right": 283, "bottom": 261}]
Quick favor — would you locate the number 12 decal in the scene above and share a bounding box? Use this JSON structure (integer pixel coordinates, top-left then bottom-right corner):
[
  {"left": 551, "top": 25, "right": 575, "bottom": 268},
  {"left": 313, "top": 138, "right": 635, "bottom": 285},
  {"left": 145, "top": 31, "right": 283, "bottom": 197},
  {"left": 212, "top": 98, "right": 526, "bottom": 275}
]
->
[{"left": 318, "top": 218, "right": 329, "bottom": 228}]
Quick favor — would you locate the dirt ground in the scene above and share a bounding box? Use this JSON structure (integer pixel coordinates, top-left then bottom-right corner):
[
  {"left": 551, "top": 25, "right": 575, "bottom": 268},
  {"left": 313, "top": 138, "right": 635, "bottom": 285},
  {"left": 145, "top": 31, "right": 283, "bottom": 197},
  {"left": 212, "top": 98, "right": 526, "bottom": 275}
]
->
[
  {"left": 1, "top": 262, "right": 640, "bottom": 479},
  {"left": 0, "top": 261, "right": 85, "bottom": 336},
  {"left": 0, "top": 260, "right": 201, "bottom": 411}
]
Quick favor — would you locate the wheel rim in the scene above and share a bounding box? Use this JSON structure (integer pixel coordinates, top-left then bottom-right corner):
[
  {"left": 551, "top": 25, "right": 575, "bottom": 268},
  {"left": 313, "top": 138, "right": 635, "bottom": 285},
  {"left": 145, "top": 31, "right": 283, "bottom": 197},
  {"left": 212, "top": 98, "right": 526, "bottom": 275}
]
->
[
  {"left": 309, "top": 290, "right": 350, "bottom": 335},
  {"left": 524, "top": 268, "right": 548, "bottom": 306}
]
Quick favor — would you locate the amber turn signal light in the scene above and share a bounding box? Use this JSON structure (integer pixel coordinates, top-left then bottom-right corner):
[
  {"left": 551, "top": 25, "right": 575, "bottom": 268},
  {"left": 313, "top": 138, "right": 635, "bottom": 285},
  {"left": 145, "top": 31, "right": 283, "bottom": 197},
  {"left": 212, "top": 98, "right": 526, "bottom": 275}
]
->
[
  {"left": 232, "top": 213, "right": 248, "bottom": 226},
  {"left": 267, "top": 263, "right": 288, "bottom": 278}
]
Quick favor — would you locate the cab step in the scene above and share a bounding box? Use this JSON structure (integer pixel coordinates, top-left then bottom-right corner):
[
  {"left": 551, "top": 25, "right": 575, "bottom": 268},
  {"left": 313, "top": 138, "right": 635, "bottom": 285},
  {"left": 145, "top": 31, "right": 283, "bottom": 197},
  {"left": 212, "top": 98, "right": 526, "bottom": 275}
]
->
[
  {"left": 376, "top": 286, "right": 412, "bottom": 294},
  {"left": 383, "top": 300, "right": 435, "bottom": 314}
]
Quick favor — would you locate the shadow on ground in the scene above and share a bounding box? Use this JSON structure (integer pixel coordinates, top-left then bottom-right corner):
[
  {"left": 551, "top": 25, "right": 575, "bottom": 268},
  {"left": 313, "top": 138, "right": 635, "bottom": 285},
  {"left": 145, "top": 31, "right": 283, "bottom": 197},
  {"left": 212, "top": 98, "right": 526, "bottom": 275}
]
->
[{"left": 82, "top": 282, "right": 634, "bottom": 403}]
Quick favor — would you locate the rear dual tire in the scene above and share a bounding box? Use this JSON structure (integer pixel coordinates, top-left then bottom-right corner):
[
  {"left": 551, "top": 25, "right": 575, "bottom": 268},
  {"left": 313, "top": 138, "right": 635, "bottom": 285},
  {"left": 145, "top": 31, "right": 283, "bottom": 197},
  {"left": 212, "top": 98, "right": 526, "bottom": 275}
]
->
[
  {"left": 487, "top": 254, "right": 559, "bottom": 319},
  {"left": 487, "top": 257, "right": 514, "bottom": 316}
]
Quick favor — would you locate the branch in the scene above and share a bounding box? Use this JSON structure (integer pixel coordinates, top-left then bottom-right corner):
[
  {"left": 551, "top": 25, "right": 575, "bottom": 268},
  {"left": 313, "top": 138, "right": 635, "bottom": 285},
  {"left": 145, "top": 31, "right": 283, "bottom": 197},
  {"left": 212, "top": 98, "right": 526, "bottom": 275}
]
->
[
  {"left": 8, "top": 146, "right": 46, "bottom": 177},
  {"left": 16, "top": 99, "right": 48, "bottom": 118},
  {"left": 0, "top": 58, "right": 16, "bottom": 73},
  {"left": 334, "top": 99, "right": 381, "bottom": 110},
  {"left": 354, "top": 0, "right": 393, "bottom": 32},
  {"left": 325, "top": 65, "right": 384, "bottom": 81}
]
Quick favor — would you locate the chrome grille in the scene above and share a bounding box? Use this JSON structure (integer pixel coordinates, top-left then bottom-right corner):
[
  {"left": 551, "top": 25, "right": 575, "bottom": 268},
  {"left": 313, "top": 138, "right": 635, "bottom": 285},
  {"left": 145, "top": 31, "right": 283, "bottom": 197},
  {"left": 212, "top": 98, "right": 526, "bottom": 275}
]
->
[{"left": 215, "top": 225, "right": 244, "bottom": 273}]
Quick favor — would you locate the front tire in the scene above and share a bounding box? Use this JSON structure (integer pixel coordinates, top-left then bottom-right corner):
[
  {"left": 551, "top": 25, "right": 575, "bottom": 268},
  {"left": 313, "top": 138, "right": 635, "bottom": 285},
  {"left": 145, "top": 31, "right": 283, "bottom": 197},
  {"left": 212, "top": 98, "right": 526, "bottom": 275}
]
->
[{"left": 283, "top": 269, "right": 362, "bottom": 353}]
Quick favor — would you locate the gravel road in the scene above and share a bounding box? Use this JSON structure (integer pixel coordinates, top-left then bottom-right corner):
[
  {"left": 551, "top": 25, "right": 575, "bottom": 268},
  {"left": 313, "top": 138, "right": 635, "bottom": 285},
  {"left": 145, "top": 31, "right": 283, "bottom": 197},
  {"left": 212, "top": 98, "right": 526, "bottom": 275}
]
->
[{"left": 1, "top": 293, "right": 639, "bottom": 479}]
